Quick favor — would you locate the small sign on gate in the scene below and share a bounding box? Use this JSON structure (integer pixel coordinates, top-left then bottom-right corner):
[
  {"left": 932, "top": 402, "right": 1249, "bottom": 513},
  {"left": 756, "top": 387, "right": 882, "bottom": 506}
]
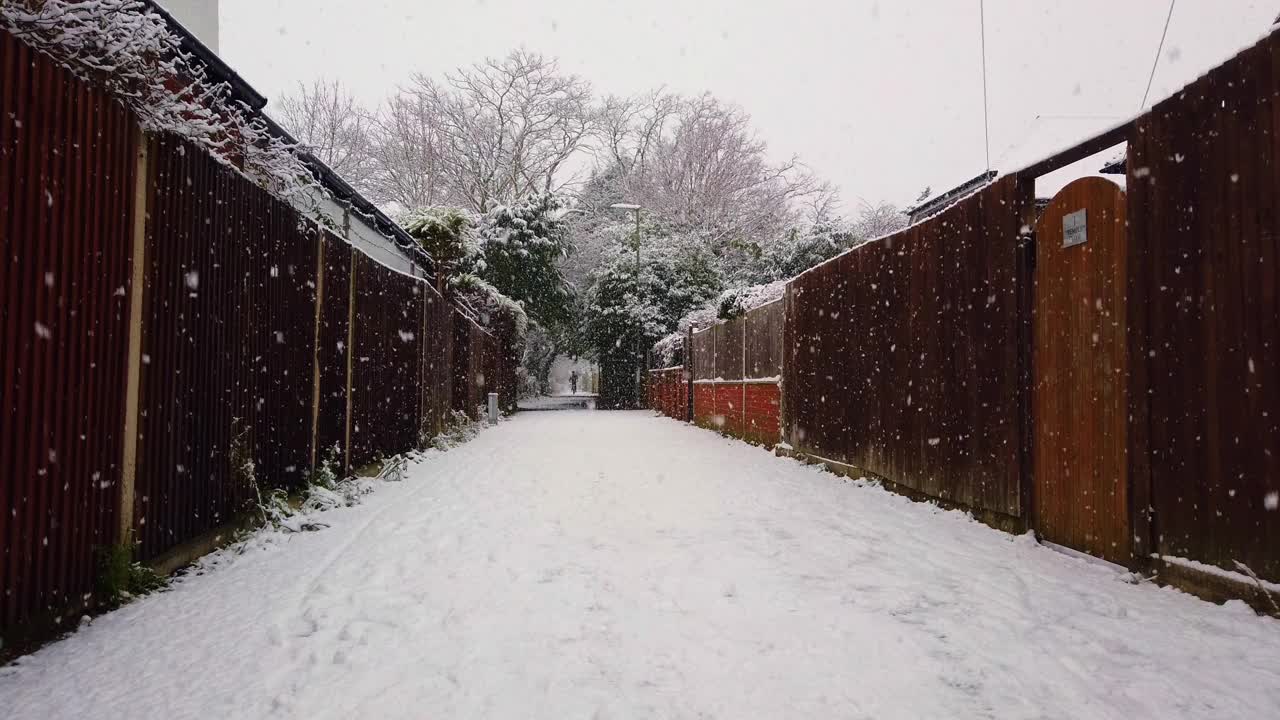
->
[{"left": 1062, "top": 209, "right": 1088, "bottom": 248}]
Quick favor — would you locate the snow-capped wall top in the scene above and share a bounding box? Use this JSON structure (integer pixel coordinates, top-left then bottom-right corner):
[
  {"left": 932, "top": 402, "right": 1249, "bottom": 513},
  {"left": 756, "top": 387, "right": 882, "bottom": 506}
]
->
[
  {"left": 651, "top": 279, "right": 787, "bottom": 366},
  {"left": 0, "top": 0, "right": 317, "bottom": 205}
]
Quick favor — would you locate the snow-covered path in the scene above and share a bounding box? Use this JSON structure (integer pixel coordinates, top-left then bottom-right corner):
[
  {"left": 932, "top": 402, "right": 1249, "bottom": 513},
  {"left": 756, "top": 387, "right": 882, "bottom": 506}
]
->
[{"left": 4, "top": 411, "right": 1280, "bottom": 719}]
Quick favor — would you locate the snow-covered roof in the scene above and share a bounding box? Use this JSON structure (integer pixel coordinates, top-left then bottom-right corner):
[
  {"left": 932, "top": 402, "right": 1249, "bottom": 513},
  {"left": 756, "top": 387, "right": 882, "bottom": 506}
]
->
[
  {"left": 138, "top": 0, "right": 429, "bottom": 271},
  {"left": 904, "top": 171, "right": 997, "bottom": 224}
]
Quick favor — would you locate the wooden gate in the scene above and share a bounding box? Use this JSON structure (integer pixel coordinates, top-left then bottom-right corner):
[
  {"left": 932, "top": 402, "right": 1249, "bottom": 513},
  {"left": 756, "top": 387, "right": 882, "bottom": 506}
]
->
[{"left": 1032, "top": 177, "right": 1131, "bottom": 564}]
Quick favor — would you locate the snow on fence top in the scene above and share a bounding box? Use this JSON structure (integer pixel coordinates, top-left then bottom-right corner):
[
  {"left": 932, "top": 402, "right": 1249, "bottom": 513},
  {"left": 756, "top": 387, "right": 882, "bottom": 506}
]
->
[
  {"left": 0, "top": 0, "right": 320, "bottom": 207},
  {"left": 652, "top": 279, "right": 787, "bottom": 367},
  {"left": 655, "top": 275, "right": 783, "bottom": 363}
]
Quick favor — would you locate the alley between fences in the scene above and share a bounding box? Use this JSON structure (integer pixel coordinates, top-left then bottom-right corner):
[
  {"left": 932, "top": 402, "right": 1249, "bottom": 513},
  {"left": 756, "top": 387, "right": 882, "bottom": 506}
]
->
[{"left": 2, "top": 410, "right": 1278, "bottom": 719}]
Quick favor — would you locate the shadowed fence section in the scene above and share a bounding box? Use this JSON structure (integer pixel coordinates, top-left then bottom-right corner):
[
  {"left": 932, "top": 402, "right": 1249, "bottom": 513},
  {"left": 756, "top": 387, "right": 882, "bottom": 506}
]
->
[
  {"left": 1126, "top": 33, "right": 1280, "bottom": 580},
  {"left": 0, "top": 29, "right": 517, "bottom": 635},
  {"left": 315, "top": 232, "right": 352, "bottom": 467},
  {"left": 450, "top": 314, "right": 499, "bottom": 420},
  {"left": 420, "top": 292, "right": 454, "bottom": 440},
  {"left": 0, "top": 31, "right": 138, "bottom": 627},
  {"left": 785, "top": 176, "right": 1034, "bottom": 521},
  {"left": 137, "top": 134, "right": 320, "bottom": 561},
  {"left": 349, "top": 253, "right": 424, "bottom": 469}
]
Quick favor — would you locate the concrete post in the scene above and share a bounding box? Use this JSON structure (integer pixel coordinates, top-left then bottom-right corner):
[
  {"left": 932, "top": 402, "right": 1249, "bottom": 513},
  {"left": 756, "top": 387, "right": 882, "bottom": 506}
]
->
[
  {"left": 742, "top": 313, "right": 748, "bottom": 438},
  {"left": 117, "top": 128, "right": 150, "bottom": 546},
  {"left": 342, "top": 208, "right": 355, "bottom": 474},
  {"left": 308, "top": 226, "right": 325, "bottom": 470},
  {"left": 487, "top": 392, "right": 499, "bottom": 426}
]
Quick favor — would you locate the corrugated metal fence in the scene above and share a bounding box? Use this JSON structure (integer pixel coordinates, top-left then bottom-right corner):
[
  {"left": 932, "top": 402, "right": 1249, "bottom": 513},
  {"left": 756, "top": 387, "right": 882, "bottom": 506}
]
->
[
  {"left": 0, "top": 29, "right": 513, "bottom": 634},
  {"left": 1, "top": 30, "right": 138, "bottom": 628},
  {"left": 136, "top": 134, "right": 320, "bottom": 560}
]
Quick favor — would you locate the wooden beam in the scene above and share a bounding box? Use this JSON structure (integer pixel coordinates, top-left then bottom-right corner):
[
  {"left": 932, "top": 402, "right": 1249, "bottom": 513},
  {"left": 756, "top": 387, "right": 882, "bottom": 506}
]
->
[
  {"left": 308, "top": 227, "right": 325, "bottom": 471},
  {"left": 118, "top": 129, "right": 150, "bottom": 546},
  {"left": 1016, "top": 121, "right": 1133, "bottom": 180}
]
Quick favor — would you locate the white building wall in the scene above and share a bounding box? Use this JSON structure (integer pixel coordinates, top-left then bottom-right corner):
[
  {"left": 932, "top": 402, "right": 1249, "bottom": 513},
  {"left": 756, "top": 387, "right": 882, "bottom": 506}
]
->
[{"left": 159, "top": 0, "right": 220, "bottom": 52}]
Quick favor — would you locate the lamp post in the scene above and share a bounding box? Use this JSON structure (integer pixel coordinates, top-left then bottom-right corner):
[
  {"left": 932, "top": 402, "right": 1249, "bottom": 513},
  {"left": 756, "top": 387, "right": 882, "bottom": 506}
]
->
[{"left": 611, "top": 202, "right": 643, "bottom": 406}]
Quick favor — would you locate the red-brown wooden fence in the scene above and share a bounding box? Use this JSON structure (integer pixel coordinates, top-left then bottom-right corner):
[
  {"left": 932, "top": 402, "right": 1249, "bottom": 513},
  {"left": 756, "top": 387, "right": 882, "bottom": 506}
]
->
[
  {"left": 421, "top": 289, "right": 454, "bottom": 439},
  {"left": 686, "top": 301, "right": 785, "bottom": 446},
  {"left": 0, "top": 30, "right": 138, "bottom": 627},
  {"left": 349, "top": 253, "right": 424, "bottom": 469},
  {"left": 0, "top": 28, "right": 517, "bottom": 635},
  {"left": 1126, "top": 31, "right": 1280, "bottom": 580},
  {"left": 315, "top": 232, "right": 352, "bottom": 467},
  {"left": 784, "top": 176, "right": 1034, "bottom": 520},
  {"left": 136, "top": 134, "right": 319, "bottom": 561}
]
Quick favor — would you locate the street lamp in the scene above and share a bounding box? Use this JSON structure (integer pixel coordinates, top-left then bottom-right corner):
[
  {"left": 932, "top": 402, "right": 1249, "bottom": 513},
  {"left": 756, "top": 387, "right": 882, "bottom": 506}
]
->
[{"left": 610, "top": 202, "right": 643, "bottom": 406}]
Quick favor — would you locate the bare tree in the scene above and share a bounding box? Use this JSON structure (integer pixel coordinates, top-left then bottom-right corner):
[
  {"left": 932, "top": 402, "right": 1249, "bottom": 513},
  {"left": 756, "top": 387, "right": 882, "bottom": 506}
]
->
[
  {"left": 366, "top": 85, "right": 452, "bottom": 211},
  {"left": 851, "top": 201, "right": 909, "bottom": 242},
  {"left": 273, "top": 79, "right": 375, "bottom": 192},
  {"left": 592, "top": 89, "right": 680, "bottom": 181},
  {"left": 627, "top": 94, "right": 828, "bottom": 248},
  {"left": 403, "top": 50, "right": 595, "bottom": 213}
]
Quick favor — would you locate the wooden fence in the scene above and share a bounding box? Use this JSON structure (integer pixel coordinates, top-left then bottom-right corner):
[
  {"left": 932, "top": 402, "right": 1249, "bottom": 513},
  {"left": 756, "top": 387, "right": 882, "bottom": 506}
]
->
[
  {"left": 0, "top": 29, "right": 512, "bottom": 634},
  {"left": 1032, "top": 178, "right": 1131, "bottom": 564},
  {"left": 1124, "top": 31, "right": 1280, "bottom": 580},
  {"left": 647, "top": 30, "right": 1280, "bottom": 599},
  {"left": 684, "top": 300, "right": 784, "bottom": 446},
  {"left": 785, "top": 176, "right": 1034, "bottom": 521}
]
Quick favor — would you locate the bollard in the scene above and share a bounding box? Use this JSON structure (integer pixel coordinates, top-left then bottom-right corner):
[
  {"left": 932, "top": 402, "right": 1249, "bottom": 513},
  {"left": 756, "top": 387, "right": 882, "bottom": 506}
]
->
[{"left": 487, "top": 392, "right": 499, "bottom": 426}]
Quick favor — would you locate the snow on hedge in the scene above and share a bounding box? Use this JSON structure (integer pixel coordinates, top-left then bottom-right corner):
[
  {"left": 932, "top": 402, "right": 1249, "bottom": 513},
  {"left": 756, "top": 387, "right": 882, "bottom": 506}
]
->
[
  {"left": 716, "top": 278, "right": 786, "bottom": 316},
  {"left": 1, "top": 0, "right": 320, "bottom": 205},
  {"left": 652, "top": 279, "right": 787, "bottom": 366}
]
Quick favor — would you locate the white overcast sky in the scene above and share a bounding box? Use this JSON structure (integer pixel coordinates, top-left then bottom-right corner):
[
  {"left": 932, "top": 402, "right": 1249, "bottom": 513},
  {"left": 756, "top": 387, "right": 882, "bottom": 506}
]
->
[{"left": 219, "top": 0, "right": 1278, "bottom": 209}]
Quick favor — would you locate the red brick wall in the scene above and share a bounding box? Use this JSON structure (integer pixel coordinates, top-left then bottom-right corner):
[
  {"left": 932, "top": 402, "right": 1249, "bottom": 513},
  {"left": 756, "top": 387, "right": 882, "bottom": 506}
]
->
[
  {"left": 692, "top": 381, "right": 780, "bottom": 447},
  {"left": 692, "top": 382, "right": 718, "bottom": 430},
  {"left": 742, "top": 382, "right": 781, "bottom": 445},
  {"left": 714, "top": 384, "right": 745, "bottom": 436}
]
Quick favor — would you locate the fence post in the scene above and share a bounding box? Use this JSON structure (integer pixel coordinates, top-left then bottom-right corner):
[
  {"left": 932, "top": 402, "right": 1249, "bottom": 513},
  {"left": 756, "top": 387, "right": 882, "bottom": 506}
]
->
[
  {"left": 685, "top": 326, "right": 694, "bottom": 421},
  {"left": 741, "top": 313, "right": 747, "bottom": 438},
  {"left": 1014, "top": 175, "right": 1037, "bottom": 530},
  {"left": 710, "top": 325, "right": 716, "bottom": 422},
  {"left": 308, "top": 227, "right": 326, "bottom": 470},
  {"left": 781, "top": 283, "right": 794, "bottom": 450},
  {"left": 338, "top": 207, "right": 359, "bottom": 474},
  {"left": 419, "top": 285, "right": 429, "bottom": 445},
  {"left": 117, "top": 128, "right": 150, "bottom": 546},
  {"left": 343, "top": 245, "right": 356, "bottom": 474}
]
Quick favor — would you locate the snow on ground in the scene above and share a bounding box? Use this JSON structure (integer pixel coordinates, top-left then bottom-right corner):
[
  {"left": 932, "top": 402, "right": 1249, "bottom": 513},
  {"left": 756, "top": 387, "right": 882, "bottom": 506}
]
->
[
  {"left": 518, "top": 394, "right": 597, "bottom": 411},
  {"left": 3, "top": 411, "right": 1279, "bottom": 719}
]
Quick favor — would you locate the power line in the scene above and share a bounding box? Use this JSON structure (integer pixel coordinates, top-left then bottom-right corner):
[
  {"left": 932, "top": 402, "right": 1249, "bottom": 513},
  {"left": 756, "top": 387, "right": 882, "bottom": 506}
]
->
[
  {"left": 979, "top": 0, "right": 991, "bottom": 172},
  {"left": 1139, "top": 0, "right": 1177, "bottom": 110}
]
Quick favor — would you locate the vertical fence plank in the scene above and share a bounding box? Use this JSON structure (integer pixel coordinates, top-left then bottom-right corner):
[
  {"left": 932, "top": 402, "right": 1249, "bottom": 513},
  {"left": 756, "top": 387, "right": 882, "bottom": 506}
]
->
[{"left": 1127, "top": 31, "right": 1280, "bottom": 581}]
